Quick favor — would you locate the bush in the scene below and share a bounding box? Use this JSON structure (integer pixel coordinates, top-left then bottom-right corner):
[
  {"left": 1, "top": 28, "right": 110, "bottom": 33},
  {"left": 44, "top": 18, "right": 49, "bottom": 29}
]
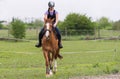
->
[
  {"left": 11, "top": 19, "right": 26, "bottom": 39},
  {"left": 59, "top": 13, "right": 95, "bottom": 35},
  {"left": 0, "top": 23, "right": 3, "bottom": 29},
  {"left": 111, "top": 68, "right": 119, "bottom": 74}
]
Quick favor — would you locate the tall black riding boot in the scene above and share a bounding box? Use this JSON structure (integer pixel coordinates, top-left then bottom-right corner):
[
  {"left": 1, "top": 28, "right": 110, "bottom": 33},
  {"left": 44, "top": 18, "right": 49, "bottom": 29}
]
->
[
  {"left": 35, "top": 28, "right": 44, "bottom": 48},
  {"left": 54, "top": 27, "right": 63, "bottom": 49},
  {"left": 35, "top": 33, "right": 42, "bottom": 47},
  {"left": 35, "top": 39, "right": 41, "bottom": 47},
  {"left": 58, "top": 40, "right": 63, "bottom": 49}
]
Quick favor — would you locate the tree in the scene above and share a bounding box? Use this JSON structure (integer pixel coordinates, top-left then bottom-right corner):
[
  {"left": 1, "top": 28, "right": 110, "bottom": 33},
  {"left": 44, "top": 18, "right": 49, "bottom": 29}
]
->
[
  {"left": 11, "top": 19, "right": 26, "bottom": 39},
  {"left": 113, "top": 20, "right": 120, "bottom": 30},
  {"left": 33, "top": 19, "right": 43, "bottom": 28},
  {"left": 96, "top": 17, "right": 112, "bottom": 29},
  {"left": 58, "top": 13, "right": 95, "bottom": 35},
  {"left": 25, "top": 19, "right": 43, "bottom": 29},
  {"left": 0, "top": 23, "right": 3, "bottom": 29},
  {"left": 0, "top": 21, "right": 6, "bottom": 29}
]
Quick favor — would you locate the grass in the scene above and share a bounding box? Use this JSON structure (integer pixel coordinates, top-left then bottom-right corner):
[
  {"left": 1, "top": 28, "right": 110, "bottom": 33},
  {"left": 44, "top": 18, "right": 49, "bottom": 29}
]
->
[{"left": 0, "top": 40, "right": 120, "bottom": 79}]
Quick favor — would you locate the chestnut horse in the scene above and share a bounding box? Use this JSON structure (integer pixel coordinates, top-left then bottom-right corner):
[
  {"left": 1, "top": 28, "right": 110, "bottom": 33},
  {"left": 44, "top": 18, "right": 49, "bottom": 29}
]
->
[{"left": 42, "top": 18, "right": 63, "bottom": 77}]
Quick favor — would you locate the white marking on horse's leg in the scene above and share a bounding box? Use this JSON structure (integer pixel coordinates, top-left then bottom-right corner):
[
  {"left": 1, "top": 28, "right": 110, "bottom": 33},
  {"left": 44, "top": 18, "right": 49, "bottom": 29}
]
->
[
  {"left": 49, "top": 62, "right": 53, "bottom": 75},
  {"left": 54, "top": 60, "right": 57, "bottom": 68},
  {"left": 53, "top": 60, "right": 57, "bottom": 73},
  {"left": 49, "top": 69, "right": 53, "bottom": 76}
]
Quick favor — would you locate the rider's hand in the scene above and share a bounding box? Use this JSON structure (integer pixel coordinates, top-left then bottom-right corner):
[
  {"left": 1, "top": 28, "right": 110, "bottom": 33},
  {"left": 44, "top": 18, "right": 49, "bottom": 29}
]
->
[{"left": 53, "top": 23, "right": 56, "bottom": 27}]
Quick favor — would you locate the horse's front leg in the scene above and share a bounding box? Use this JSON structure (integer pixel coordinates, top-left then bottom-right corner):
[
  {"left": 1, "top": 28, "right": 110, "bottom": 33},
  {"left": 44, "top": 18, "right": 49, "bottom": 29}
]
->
[
  {"left": 48, "top": 53, "right": 53, "bottom": 76},
  {"left": 43, "top": 51, "right": 50, "bottom": 77}
]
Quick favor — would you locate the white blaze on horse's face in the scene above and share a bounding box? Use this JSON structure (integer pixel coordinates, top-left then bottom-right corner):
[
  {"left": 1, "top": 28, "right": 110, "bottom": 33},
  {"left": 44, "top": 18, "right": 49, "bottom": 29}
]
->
[{"left": 45, "top": 23, "right": 50, "bottom": 37}]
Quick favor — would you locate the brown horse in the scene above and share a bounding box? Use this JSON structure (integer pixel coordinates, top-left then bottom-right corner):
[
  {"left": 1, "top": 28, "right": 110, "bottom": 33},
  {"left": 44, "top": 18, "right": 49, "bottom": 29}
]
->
[{"left": 42, "top": 18, "right": 63, "bottom": 77}]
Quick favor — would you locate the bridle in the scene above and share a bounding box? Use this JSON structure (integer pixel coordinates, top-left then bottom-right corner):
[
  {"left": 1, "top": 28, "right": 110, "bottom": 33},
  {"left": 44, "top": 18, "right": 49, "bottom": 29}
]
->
[{"left": 44, "top": 22, "right": 54, "bottom": 39}]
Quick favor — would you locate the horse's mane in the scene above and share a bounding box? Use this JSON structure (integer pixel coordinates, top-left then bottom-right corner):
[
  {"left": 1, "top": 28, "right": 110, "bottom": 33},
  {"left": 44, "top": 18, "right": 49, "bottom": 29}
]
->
[{"left": 44, "top": 18, "right": 54, "bottom": 24}]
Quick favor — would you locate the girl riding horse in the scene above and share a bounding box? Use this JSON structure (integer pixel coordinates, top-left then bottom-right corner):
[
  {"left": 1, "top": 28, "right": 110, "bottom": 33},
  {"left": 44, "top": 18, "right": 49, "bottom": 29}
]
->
[{"left": 35, "top": 1, "right": 63, "bottom": 49}]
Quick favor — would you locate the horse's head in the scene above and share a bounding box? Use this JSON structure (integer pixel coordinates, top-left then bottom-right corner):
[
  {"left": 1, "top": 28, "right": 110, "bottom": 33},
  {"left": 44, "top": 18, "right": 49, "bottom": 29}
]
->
[{"left": 44, "top": 19, "right": 54, "bottom": 39}]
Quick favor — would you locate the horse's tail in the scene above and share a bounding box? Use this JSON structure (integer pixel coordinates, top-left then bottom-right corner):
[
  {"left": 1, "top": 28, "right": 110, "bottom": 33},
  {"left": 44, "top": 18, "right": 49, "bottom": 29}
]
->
[
  {"left": 54, "top": 49, "right": 63, "bottom": 60},
  {"left": 54, "top": 51, "right": 63, "bottom": 59},
  {"left": 57, "top": 54, "right": 63, "bottom": 59}
]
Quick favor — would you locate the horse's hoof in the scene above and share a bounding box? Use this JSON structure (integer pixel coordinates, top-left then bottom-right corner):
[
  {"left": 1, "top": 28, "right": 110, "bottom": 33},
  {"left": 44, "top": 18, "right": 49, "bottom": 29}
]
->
[
  {"left": 53, "top": 67, "right": 57, "bottom": 74},
  {"left": 46, "top": 73, "right": 53, "bottom": 78},
  {"left": 46, "top": 74, "right": 51, "bottom": 78},
  {"left": 49, "top": 70, "right": 53, "bottom": 75}
]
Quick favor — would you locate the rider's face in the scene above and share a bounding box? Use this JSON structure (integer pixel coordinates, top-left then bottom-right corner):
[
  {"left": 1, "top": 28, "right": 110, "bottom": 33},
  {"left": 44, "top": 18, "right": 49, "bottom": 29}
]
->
[{"left": 49, "top": 7, "right": 54, "bottom": 10}]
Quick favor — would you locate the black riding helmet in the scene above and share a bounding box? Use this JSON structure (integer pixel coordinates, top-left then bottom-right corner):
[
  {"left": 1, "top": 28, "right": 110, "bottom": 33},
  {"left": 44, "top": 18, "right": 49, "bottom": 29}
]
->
[{"left": 48, "top": 1, "right": 55, "bottom": 7}]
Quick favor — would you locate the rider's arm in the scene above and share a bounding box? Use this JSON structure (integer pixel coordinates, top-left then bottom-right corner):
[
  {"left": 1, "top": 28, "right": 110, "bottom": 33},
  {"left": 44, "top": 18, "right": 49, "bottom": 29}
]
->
[
  {"left": 54, "top": 13, "right": 58, "bottom": 27},
  {"left": 44, "top": 14, "right": 48, "bottom": 23}
]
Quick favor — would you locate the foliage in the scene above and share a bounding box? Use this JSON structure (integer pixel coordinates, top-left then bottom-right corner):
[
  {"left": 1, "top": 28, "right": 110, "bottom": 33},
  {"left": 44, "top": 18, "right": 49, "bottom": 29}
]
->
[
  {"left": 58, "top": 13, "right": 95, "bottom": 35},
  {"left": 0, "top": 23, "right": 3, "bottom": 29},
  {"left": 96, "top": 17, "right": 112, "bottom": 29},
  {"left": 113, "top": 20, "right": 120, "bottom": 30},
  {"left": 111, "top": 68, "right": 119, "bottom": 74},
  {"left": 33, "top": 19, "right": 43, "bottom": 27},
  {"left": 26, "top": 19, "right": 43, "bottom": 29},
  {"left": 10, "top": 19, "right": 26, "bottom": 39},
  {"left": 0, "top": 21, "right": 8, "bottom": 29}
]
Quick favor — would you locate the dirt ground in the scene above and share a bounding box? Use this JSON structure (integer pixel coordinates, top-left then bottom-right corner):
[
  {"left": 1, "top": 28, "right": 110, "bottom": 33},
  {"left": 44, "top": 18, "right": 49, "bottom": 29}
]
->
[{"left": 69, "top": 74, "right": 120, "bottom": 79}]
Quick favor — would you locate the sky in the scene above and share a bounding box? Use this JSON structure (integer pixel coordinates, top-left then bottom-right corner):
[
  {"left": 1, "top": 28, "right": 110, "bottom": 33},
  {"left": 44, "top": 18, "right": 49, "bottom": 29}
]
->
[{"left": 0, "top": 0, "right": 120, "bottom": 22}]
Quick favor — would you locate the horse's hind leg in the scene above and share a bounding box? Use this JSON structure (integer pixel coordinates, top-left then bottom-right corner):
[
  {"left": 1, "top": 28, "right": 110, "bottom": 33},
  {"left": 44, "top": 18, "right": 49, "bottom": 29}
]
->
[
  {"left": 53, "top": 49, "right": 62, "bottom": 74},
  {"left": 53, "top": 59, "right": 57, "bottom": 74}
]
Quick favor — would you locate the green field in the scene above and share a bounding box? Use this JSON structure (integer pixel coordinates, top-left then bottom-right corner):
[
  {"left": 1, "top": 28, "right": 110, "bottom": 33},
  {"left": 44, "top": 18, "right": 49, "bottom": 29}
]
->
[{"left": 0, "top": 40, "right": 120, "bottom": 79}]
